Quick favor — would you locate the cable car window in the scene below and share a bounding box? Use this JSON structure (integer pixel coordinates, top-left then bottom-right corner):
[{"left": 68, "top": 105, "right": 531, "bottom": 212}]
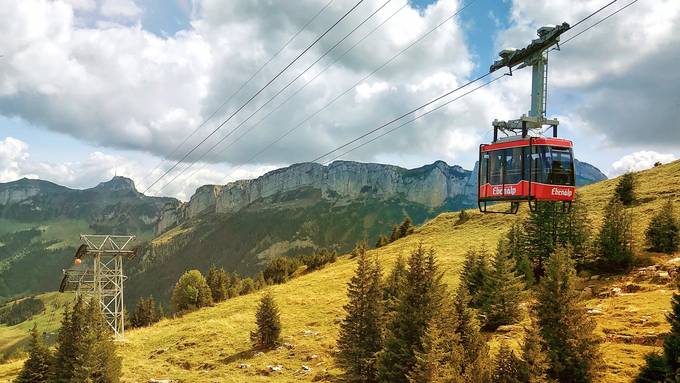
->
[
  {"left": 547, "top": 147, "right": 574, "bottom": 185},
  {"left": 504, "top": 147, "right": 523, "bottom": 184},
  {"left": 489, "top": 151, "right": 503, "bottom": 185},
  {"left": 480, "top": 153, "right": 489, "bottom": 184}
]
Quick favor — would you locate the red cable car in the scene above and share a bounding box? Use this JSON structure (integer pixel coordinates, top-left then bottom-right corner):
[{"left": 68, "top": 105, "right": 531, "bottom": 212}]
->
[{"left": 478, "top": 135, "right": 575, "bottom": 214}]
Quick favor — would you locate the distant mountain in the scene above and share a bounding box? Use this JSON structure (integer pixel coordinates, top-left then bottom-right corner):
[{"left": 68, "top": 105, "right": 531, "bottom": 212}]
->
[
  {"left": 0, "top": 177, "right": 176, "bottom": 298},
  {"left": 126, "top": 159, "right": 606, "bottom": 304},
  {"left": 0, "top": 159, "right": 606, "bottom": 303}
]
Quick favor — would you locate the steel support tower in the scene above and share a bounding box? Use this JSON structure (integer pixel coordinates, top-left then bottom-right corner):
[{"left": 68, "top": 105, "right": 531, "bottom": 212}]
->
[
  {"left": 60, "top": 235, "right": 136, "bottom": 339},
  {"left": 489, "top": 22, "right": 570, "bottom": 140}
]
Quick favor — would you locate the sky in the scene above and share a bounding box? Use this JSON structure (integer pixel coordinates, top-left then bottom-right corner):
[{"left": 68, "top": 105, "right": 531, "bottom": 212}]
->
[{"left": 0, "top": 0, "right": 678, "bottom": 200}]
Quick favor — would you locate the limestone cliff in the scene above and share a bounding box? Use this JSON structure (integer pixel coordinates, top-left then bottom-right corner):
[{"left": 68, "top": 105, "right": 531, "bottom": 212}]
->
[{"left": 156, "top": 160, "right": 473, "bottom": 234}]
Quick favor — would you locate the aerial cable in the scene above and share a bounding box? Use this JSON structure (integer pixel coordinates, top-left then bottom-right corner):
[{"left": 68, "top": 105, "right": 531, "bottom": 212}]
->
[
  {"left": 214, "top": 1, "right": 412, "bottom": 156},
  {"left": 140, "top": 0, "right": 335, "bottom": 184},
  {"left": 143, "top": 0, "right": 366, "bottom": 194},
  {"left": 318, "top": 0, "right": 641, "bottom": 165},
  {"left": 568, "top": 0, "right": 617, "bottom": 30},
  {"left": 155, "top": 1, "right": 409, "bottom": 195},
  {"left": 153, "top": 0, "right": 394, "bottom": 194},
  {"left": 324, "top": 75, "right": 505, "bottom": 164},
  {"left": 213, "top": 0, "right": 479, "bottom": 182},
  {"left": 559, "top": 0, "right": 640, "bottom": 47},
  {"left": 311, "top": 71, "right": 492, "bottom": 163}
]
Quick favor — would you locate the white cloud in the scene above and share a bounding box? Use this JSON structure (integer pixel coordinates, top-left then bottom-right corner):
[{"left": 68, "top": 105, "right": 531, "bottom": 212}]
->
[
  {"left": 611, "top": 151, "right": 676, "bottom": 176},
  {"left": 99, "top": 0, "right": 142, "bottom": 19},
  {"left": 0, "top": 137, "right": 30, "bottom": 182}
]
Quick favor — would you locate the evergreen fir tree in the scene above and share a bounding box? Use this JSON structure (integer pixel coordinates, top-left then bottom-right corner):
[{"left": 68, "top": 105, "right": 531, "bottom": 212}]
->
[
  {"left": 255, "top": 271, "right": 267, "bottom": 290},
  {"left": 15, "top": 324, "right": 52, "bottom": 383},
  {"left": 250, "top": 291, "right": 281, "bottom": 349},
  {"left": 663, "top": 279, "right": 680, "bottom": 376},
  {"left": 536, "top": 247, "right": 601, "bottom": 382},
  {"left": 559, "top": 194, "right": 593, "bottom": 270},
  {"left": 505, "top": 220, "right": 534, "bottom": 286},
  {"left": 399, "top": 217, "right": 414, "bottom": 238},
  {"left": 52, "top": 300, "right": 81, "bottom": 381},
  {"left": 337, "top": 244, "right": 384, "bottom": 383},
  {"left": 207, "top": 264, "right": 228, "bottom": 302},
  {"left": 408, "top": 303, "right": 464, "bottom": 383},
  {"left": 383, "top": 254, "right": 407, "bottom": 316},
  {"left": 635, "top": 352, "right": 666, "bottom": 383},
  {"left": 375, "top": 234, "right": 389, "bottom": 248},
  {"left": 453, "top": 286, "right": 492, "bottom": 382},
  {"left": 645, "top": 199, "right": 680, "bottom": 254},
  {"left": 524, "top": 202, "right": 559, "bottom": 279},
  {"left": 615, "top": 172, "right": 636, "bottom": 206},
  {"left": 492, "top": 342, "right": 523, "bottom": 383},
  {"left": 460, "top": 247, "right": 491, "bottom": 307},
  {"left": 518, "top": 317, "right": 550, "bottom": 383},
  {"left": 480, "top": 240, "right": 526, "bottom": 330},
  {"left": 596, "top": 197, "right": 635, "bottom": 271},
  {"left": 84, "top": 298, "right": 122, "bottom": 383},
  {"left": 377, "top": 243, "right": 445, "bottom": 383},
  {"left": 390, "top": 225, "right": 400, "bottom": 243}
]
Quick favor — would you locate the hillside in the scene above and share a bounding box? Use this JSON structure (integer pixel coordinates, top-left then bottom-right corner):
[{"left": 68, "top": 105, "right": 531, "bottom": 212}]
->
[
  {"left": 126, "top": 159, "right": 606, "bottom": 305},
  {"left": 0, "top": 292, "right": 73, "bottom": 361},
  {"left": 0, "top": 160, "right": 666, "bottom": 382},
  {"left": 0, "top": 176, "right": 175, "bottom": 299}
]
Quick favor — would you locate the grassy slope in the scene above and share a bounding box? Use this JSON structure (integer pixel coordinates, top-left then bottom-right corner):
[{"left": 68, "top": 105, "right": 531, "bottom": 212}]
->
[
  {"left": 0, "top": 292, "right": 74, "bottom": 359},
  {"left": 1, "top": 160, "right": 678, "bottom": 382}
]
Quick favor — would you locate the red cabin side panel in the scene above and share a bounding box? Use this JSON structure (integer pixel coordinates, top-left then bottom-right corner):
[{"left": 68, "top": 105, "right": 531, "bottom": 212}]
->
[{"left": 479, "top": 181, "right": 575, "bottom": 202}]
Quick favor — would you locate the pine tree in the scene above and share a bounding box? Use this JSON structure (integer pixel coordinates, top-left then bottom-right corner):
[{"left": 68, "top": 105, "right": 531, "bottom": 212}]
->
[
  {"left": 505, "top": 220, "right": 534, "bottom": 286},
  {"left": 375, "top": 234, "right": 389, "bottom": 248},
  {"left": 635, "top": 352, "right": 666, "bottom": 383},
  {"left": 525, "top": 202, "right": 559, "bottom": 279},
  {"left": 383, "top": 254, "right": 407, "bottom": 316},
  {"left": 53, "top": 297, "right": 121, "bottom": 382},
  {"left": 399, "top": 216, "right": 414, "bottom": 238},
  {"left": 559, "top": 194, "right": 593, "bottom": 269},
  {"left": 255, "top": 271, "right": 267, "bottom": 290},
  {"left": 52, "top": 300, "right": 81, "bottom": 381},
  {"left": 480, "top": 240, "right": 526, "bottom": 330},
  {"left": 663, "top": 279, "right": 680, "bottom": 376},
  {"left": 518, "top": 317, "right": 550, "bottom": 383},
  {"left": 453, "top": 286, "right": 492, "bottom": 382},
  {"left": 337, "top": 244, "right": 384, "bottom": 383},
  {"left": 377, "top": 243, "right": 445, "bottom": 383},
  {"left": 250, "top": 291, "right": 281, "bottom": 349},
  {"left": 15, "top": 324, "right": 52, "bottom": 383},
  {"left": 171, "top": 269, "right": 213, "bottom": 312},
  {"left": 536, "top": 247, "right": 601, "bottom": 382},
  {"left": 460, "top": 247, "right": 491, "bottom": 307},
  {"left": 492, "top": 342, "right": 523, "bottom": 383},
  {"left": 596, "top": 197, "right": 635, "bottom": 271},
  {"left": 615, "top": 172, "right": 636, "bottom": 206},
  {"left": 390, "top": 225, "right": 400, "bottom": 243},
  {"left": 408, "top": 303, "right": 464, "bottom": 383},
  {"left": 207, "top": 264, "right": 228, "bottom": 302},
  {"left": 645, "top": 199, "right": 680, "bottom": 254}
]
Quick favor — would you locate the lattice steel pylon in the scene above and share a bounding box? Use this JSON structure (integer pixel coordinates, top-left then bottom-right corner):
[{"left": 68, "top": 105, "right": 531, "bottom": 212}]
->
[{"left": 59, "top": 235, "right": 136, "bottom": 339}]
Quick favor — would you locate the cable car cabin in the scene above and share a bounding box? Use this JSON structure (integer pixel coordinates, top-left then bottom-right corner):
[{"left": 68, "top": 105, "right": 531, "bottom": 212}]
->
[{"left": 478, "top": 136, "right": 575, "bottom": 213}]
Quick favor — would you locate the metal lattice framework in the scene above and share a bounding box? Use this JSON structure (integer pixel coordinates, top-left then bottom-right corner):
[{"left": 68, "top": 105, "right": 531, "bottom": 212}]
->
[{"left": 59, "top": 235, "right": 136, "bottom": 339}]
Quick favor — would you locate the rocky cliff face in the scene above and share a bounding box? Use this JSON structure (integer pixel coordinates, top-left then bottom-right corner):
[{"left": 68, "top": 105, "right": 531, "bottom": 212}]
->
[
  {"left": 156, "top": 159, "right": 608, "bottom": 235},
  {"left": 156, "top": 160, "right": 473, "bottom": 234}
]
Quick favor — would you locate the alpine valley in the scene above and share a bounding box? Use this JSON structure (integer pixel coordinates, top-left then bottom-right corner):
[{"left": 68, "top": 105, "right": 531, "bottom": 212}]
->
[{"left": 0, "top": 159, "right": 605, "bottom": 306}]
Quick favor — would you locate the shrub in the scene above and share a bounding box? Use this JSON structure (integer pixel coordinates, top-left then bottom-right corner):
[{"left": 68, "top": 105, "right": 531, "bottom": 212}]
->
[
  {"left": 645, "top": 199, "right": 679, "bottom": 254},
  {"left": 171, "top": 270, "right": 213, "bottom": 312},
  {"left": 615, "top": 172, "right": 636, "bottom": 206}
]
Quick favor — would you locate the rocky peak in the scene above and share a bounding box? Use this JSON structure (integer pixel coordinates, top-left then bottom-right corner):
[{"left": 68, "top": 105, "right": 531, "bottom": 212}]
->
[{"left": 93, "top": 176, "right": 138, "bottom": 193}]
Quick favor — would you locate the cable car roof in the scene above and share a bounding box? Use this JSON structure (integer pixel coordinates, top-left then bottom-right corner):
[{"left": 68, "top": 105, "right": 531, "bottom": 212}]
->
[{"left": 481, "top": 137, "right": 572, "bottom": 151}]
